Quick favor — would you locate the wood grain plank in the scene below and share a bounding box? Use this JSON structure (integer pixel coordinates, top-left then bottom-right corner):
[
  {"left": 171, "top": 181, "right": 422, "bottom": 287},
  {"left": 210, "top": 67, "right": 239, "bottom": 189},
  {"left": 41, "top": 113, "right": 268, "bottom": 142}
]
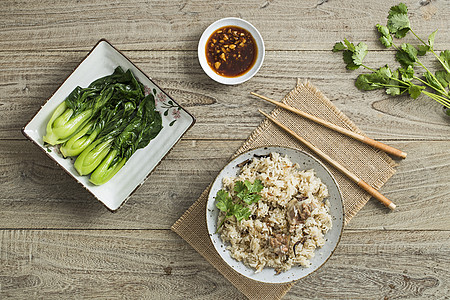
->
[
  {"left": 0, "top": 229, "right": 448, "bottom": 299},
  {"left": 2, "top": 50, "right": 450, "bottom": 141},
  {"left": 0, "top": 139, "right": 448, "bottom": 230},
  {"left": 1, "top": 0, "right": 449, "bottom": 51},
  {"left": 1, "top": 2, "right": 449, "bottom": 300},
  {"left": 287, "top": 229, "right": 450, "bottom": 300}
]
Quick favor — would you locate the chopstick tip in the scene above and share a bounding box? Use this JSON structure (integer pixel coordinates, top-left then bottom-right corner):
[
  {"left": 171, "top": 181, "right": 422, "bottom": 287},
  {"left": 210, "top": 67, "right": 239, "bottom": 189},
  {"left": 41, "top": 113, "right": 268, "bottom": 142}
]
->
[{"left": 388, "top": 202, "right": 396, "bottom": 210}]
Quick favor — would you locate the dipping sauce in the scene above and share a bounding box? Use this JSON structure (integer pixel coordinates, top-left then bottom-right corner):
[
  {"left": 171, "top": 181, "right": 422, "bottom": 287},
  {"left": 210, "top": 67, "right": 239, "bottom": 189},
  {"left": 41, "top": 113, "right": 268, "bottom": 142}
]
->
[{"left": 205, "top": 26, "right": 257, "bottom": 77}]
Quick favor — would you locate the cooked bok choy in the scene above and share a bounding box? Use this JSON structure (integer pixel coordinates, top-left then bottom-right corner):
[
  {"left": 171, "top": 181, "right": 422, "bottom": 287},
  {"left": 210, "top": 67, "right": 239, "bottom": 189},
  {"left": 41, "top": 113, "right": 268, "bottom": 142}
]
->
[
  {"left": 43, "top": 86, "right": 111, "bottom": 145},
  {"left": 89, "top": 93, "right": 162, "bottom": 185},
  {"left": 43, "top": 66, "right": 163, "bottom": 185},
  {"left": 73, "top": 101, "right": 137, "bottom": 176},
  {"left": 60, "top": 100, "right": 137, "bottom": 157}
]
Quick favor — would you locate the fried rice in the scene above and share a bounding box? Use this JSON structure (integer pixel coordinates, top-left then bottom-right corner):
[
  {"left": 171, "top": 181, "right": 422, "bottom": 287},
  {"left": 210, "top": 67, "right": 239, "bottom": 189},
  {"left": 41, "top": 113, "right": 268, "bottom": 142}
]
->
[{"left": 217, "top": 152, "right": 332, "bottom": 274}]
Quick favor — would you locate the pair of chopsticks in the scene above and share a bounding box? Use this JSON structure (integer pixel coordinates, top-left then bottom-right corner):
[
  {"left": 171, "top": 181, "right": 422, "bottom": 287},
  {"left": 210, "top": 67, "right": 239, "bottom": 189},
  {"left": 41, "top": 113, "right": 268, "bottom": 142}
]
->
[{"left": 252, "top": 92, "right": 405, "bottom": 210}]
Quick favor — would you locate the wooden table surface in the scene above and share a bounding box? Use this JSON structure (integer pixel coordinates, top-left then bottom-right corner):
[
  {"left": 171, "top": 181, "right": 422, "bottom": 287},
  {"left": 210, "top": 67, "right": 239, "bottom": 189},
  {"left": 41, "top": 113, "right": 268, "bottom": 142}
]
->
[{"left": 1, "top": 0, "right": 449, "bottom": 299}]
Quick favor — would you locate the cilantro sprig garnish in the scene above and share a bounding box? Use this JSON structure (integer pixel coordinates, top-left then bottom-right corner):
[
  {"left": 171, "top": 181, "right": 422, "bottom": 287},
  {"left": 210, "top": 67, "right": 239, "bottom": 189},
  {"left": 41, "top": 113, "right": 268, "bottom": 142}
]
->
[
  {"left": 333, "top": 3, "right": 450, "bottom": 115},
  {"left": 215, "top": 179, "right": 264, "bottom": 233}
]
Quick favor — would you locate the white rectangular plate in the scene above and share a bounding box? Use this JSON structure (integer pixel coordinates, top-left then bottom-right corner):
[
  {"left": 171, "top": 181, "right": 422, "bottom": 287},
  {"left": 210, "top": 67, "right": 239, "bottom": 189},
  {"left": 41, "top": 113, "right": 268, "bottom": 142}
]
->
[{"left": 22, "top": 39, "right": 195, "bottom": 211}]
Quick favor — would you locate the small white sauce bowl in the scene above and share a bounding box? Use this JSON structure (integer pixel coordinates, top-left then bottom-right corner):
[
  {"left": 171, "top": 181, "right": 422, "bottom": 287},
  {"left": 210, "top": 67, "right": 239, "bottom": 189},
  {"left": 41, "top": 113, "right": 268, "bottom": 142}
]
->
[{"left": 198, "top": 17, "right": 265, "bottom": 85}]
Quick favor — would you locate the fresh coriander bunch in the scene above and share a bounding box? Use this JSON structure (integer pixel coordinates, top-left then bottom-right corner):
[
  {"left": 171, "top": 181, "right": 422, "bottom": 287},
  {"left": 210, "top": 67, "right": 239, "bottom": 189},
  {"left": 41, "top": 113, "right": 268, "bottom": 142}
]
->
[
  {"left": 333, "top": 2, "right": 450, "bottom": 115},
  {"left": 215, "top": 179, "right": 264, "bottom": 233}
]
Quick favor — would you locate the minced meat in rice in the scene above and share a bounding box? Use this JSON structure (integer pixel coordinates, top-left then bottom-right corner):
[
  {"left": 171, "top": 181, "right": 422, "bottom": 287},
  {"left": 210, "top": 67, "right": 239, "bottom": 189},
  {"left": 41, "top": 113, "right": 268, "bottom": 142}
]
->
[{"left": 217, "top": 152, "right": 332, "bottom": 274}]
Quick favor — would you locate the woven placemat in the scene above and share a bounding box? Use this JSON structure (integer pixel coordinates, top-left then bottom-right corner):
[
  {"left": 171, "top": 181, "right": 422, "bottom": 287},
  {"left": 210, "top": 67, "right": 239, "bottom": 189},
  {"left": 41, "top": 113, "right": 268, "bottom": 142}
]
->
[{"left": 171, "top": 80, "right": 397, "bottom": 299}]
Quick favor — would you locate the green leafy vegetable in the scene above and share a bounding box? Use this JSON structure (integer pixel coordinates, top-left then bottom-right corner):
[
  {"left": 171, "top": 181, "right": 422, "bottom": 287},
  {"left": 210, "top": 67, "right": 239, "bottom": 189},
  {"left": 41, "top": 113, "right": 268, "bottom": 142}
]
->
[
  {"left": 43, "top": 66, "right": 163, "bottom": 185},
  {"left": 332, "top": 41, "right": 346, "bottom": 52},
  {"left": 428, "top": 30, "right": 437, "bottom": 50},
  {"left": 215, "top": 190, "right": 233, "bottom": 212},
  {"left": 387, "top": 3, "right": 410, "bottom": 38},
  {"left": 396, "top": 43, "right": 418, "bottom": 68},
  {"left": 436, "top": 70, "right": 450, "bottom": 88},
  {"left": 89, "top": 94, "right": 162, "bottom": 185},
  {"left": 384, "top": 70, "right": 404, "bottom": 96},
  {"left": 60, "top": 99, "right": 136, "bottom": 157},
  {"left": 334, "top": 39, "right": 368, "bottom": 70},
  {"left": 73, "top": 94, "right": 160, "bottom": 178},
  {"left": 440, "top": 50, "right": 450, "bottom": 71},
  {"left": 376, "top": 24, "right": 393, "bottom": 48},
  {"left": 215, "top": 179, "right": 264, "bottom": 233},
  {"left": 333, "top": 2, "right": 450, "bottom": 113},
  {"left": 43, "top": 87, "right": 105, "bottom": 145}
]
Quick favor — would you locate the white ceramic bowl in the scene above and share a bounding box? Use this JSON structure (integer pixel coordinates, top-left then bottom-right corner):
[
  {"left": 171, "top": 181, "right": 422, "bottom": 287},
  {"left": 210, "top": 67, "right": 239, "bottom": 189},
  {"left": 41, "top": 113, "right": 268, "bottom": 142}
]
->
[
  {"left": 206, "top": 146, "right": 344, "bottom": 283},
  {"left": 22, "top": 39, "right": 195, "bottom": 211},
  {"left": 198, "top": 17, "right": 265, "bottom": 85}
]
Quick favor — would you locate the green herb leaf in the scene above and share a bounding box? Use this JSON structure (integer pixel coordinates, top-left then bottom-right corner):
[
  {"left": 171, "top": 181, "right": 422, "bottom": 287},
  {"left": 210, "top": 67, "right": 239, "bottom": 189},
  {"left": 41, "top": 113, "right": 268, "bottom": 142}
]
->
[
  {"left": 343, "top": 38, "right": 355, "bottom": 51},
  {"left": 355, "top": 74, "right": 381, "bottom": 91},
  {"left": 424, "top": 71, "right": 443, "bottom": 91},
  {"left": 436, "top": 70, "right": 450, "bottom": 88},
  {"left": 234, "top": 181, "right": 246, "bottom": 194},
  {"left": 232, "top": 205, "right": 251, "bottom": 222},
  {"left": 399, "top": 65, "right": 414, "bottom": 82},
  {"left": 334, "top": 39, "right": 368, "bottom": 70},
  {"left": 235, "top": 179, "right": 263, "bottom": 204},
  {"left": 216, "top": 179, "right": 265, "bottom": 232},
  {"left": 215, "top": 190, "right": 233, "bottom": 212},
  {"left": 396, "top": 43, "right": 418, "bottom": 67},
  {"left": 428, "top": 30, "right": 438, "bottom": 50},
  {"left": 440, "top": 50, "right": 450, "bottom": 71},
  {"left": 389, "top": 2, "right": 408, "bottom": 15},
  {"left": 344, "top": 43, "right": 368, "bottom": 70},
  {"left": 355, "top": 65, "right": 391, "bottom": 91},
  {"left": 377, "top": 65, "right": 393, "bottom": 80},
  {"left": 376, "top": 24, "right": 393, "bottom": 48},
  {"left": 352, "top": 42, "right": 368, "bottom": 66},
  {"left": 408, "top": 85, "right": 425, "bottom": 99},
  {"left": 417, "top": 45, "right": 430, "bottom": 56},
  {"left": 241, "top": 193, "right": 261, "bottom": 205},
  {"left": 245, "top": 179, "right": 264, "bottom": 194},
  {"left": 343, "top": 50, "right": 360, "bottom": 70},
  {"left": 332, "top": 41, "right": 346, "bottom": 52},
  {"left": 387, "top": 3, "right": 411, "bottom": 38},
  {"left": 386, "top": 69, "right": 408, "bottom": 96}
]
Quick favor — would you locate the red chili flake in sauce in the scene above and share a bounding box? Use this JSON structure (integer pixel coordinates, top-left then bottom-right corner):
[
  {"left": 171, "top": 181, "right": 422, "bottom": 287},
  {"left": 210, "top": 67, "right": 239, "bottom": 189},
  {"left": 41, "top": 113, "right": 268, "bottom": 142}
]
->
[{"left": 205, "top": 26, "right": 257, "bottom": 77}]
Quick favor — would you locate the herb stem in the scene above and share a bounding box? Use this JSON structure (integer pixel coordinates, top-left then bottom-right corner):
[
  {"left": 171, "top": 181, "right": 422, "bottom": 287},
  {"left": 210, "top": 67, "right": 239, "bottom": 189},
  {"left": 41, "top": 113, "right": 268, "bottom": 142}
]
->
[
  {"left": 423, "top": 91, "right": 450, "bottom": 108},
  {"left": 387, "top": 75, "right": 411, "bottom": 87},
  {"left": 410, "top": 29, "right": 450, "bottom": 74},
  {"left": 412, "top": 76, "right": 431, "bottom": 88},
  {"left": 410, "top": 29, "right": 427, "bottom": 47},
  {"left": 393, "top": 38, "right": 448, "bottom": 96},
  {"left": 392, "top": 42, "right": 401, "bottom": 52},
  {"left": 361, "top": 64, "right": 377, "bottom": 72},
  {"left": 361, "top": 62, "right": 409, "bottom": 87},
  {"left": 412, "top": 75, "right": 448, "bottom": 97},
  {"left": 382, "top": 84, "right": 405, "bottom": 88},
  {"left": 431, "top": 93, "right": 450, "bottom": 105},
  {"left": 416, "top": 59, "right": 448, "bottom": 94},
  {"left": 433, "top": 52, "right": 450, "bottom": 74},
  {"left": 216, "top": 215, "right": 227, "bottom": 234}
]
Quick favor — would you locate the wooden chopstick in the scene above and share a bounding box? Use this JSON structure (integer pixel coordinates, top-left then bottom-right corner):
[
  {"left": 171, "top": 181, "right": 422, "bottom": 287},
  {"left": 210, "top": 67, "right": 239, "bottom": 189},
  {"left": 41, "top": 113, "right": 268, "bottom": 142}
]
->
[
  {"left": 251, "top": 92, "right": 407, "bottom": 159},
  {"left": 259, "top": 109, "right": 396, "bottom": 210}
]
